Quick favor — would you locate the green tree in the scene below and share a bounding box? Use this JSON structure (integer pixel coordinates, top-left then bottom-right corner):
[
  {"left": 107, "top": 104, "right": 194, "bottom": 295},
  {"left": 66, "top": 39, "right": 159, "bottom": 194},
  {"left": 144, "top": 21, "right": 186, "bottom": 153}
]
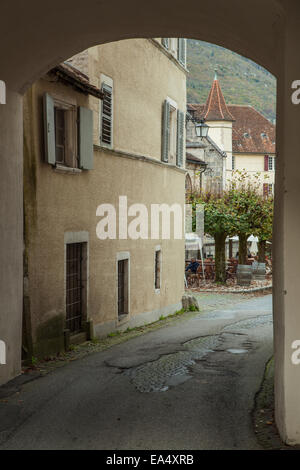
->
[
  {"left": 227, "top": 170, "right": 272, "bottom": 265},
  {"left": 188, "top": 191, "right": 236, "bottom": 283},
  {"left": 253, "top": 195, "right": 273, "bottom": 262}
]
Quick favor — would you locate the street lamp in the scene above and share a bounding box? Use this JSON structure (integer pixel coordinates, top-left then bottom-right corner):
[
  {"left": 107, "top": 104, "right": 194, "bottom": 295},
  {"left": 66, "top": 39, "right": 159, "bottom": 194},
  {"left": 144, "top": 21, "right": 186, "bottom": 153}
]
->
[{"left": 195, "top": 119, "right": 209, "bottom": 138}]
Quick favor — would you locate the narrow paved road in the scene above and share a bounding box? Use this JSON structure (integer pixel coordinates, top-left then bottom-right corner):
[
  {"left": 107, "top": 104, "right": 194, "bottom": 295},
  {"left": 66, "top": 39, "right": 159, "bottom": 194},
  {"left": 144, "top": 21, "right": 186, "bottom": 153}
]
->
[{"left": 0, "top": 294, "right": 272, "bottom": 450}]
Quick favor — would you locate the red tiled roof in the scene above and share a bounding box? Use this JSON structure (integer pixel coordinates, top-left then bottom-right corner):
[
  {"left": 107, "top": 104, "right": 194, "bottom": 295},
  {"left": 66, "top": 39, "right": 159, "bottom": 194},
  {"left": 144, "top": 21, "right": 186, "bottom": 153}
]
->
[
  {"left": 197, "top": 77, "right": 235, "bottom": 121},
  {"left": 187, "top": 103, "right": 275, "bottom": 154},
  {"left": 228, "top": 105, "right": 275, "bottom": 154}
]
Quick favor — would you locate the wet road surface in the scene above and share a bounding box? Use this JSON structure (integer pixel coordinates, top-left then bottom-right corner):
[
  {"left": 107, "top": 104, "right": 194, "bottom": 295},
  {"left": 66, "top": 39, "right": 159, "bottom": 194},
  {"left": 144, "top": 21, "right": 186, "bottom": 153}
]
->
[{"left": 0, "top": 294, "right": 272, "bottom": 449}]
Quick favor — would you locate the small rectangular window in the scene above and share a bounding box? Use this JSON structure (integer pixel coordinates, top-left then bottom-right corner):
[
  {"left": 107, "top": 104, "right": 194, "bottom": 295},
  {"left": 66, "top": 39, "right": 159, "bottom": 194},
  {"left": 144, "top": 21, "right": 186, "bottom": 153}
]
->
[
  {"left": 66, "top": 242, "right": 87, "bottom": 333},
  {"left": 118, "top": 259, "right": 129, "bottom": 317},
  {"left": 232, "top": 155, "right": 236, "bottom": 170},
  {"left": 53, "top": 102, "right": 77, "bottom": 168},
  {"left": 268, "top": 183, "right": 274, "bottom": 196},
  {"left": 155, "top": 249, "right": 161, "bottom": 290},
  {"left": 268, "top": 156, "right": 275, "bottom": 171}
]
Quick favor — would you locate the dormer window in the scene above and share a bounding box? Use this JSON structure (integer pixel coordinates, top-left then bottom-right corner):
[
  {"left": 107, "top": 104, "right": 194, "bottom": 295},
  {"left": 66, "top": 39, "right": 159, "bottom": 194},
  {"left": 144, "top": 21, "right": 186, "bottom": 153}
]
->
[{"left": 243, "top": 132, "right": 250, "bottom": 138}]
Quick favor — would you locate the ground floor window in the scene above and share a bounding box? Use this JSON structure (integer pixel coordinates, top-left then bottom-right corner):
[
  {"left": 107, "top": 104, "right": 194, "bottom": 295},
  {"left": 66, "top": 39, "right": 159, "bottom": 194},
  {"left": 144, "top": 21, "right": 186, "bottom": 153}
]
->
[
  {"left": 66, "top": 242, "right": 87, "bottom": 333},
  {"left": 155, "top": 247, "right": 162, "bottom": 291},
  {"left": 117, "top": 253, "right": 130, "bottom": 318}
]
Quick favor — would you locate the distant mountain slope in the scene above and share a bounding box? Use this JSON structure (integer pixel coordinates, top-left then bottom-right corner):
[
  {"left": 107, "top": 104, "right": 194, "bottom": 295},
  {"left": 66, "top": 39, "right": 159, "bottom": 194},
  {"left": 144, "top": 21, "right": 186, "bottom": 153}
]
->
[{"left": 187, "top": 39, "right": 276, "bottom": 123}]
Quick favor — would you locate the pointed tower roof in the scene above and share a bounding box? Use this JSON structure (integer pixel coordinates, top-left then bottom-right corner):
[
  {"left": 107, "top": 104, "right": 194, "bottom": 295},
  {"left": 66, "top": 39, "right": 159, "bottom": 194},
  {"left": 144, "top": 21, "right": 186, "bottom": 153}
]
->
[{"left": 200, "top": 73, "right": 235, "bottom": 122}]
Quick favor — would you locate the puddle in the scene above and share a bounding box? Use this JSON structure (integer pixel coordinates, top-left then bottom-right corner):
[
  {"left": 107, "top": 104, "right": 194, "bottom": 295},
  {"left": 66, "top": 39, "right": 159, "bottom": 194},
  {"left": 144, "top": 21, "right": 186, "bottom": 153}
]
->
[
  {"left": 226, "top": 348, "right": 248, "bottom": 354},
  {"left": 125, "top": 335, "right": 219, "bottom": 393}
]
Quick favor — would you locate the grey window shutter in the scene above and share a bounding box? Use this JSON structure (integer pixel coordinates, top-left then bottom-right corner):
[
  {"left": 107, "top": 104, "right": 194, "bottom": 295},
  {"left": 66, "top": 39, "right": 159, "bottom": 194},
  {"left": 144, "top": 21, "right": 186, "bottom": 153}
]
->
[
  {"left": 101, "top": 84, "right": 113, "bottom": 145},
  {"left": 178, "top": 38, "right": 186, "bottom": 67},
  {"left": 43, "top": 93, "right": 56, "bottom": 165},
  {"left": 162, "top": 100, "right": 170, "bottom": 163},
  {"left": 162, "top": 38, "right": 169, "bottom": 49},
  {"left": 176, "top": 110, "right": 184, "bottom": 167},
  {"left": 79, "top": 106, "right": 94, "bottom": 170}
]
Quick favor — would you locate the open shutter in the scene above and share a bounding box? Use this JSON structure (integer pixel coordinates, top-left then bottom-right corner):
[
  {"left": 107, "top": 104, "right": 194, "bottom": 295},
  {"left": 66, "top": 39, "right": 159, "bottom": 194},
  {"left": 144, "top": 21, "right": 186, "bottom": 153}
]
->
[
  {"left": 178, "top": 38, "right": 186, "bottom": 67},
  {"left": 162, "top": 100, "right": 170, "bottom": 162},
  {"left": 101, "top": 84, "right": 113, "bottom": 146},
  {"left": 162, "top": 38, "right": 169, "bottom": 49},
  {"left": 43, "top": 93, "right": 56, "bottom": 165},
  {"left": 176, "top": 110, "right": 184, "bottom": 167},
  {"left": 79, "top": 106, "right": 93, "bottom": 170},
  {"left": 264, "top": 155, "right": 269, "bottom": 171}
]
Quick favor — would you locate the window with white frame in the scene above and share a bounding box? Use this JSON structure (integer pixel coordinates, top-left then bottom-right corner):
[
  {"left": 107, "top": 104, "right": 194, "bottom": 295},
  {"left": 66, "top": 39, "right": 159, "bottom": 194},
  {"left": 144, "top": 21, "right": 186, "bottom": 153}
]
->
[
  {"left": 268, "top": 183, "right": 274, "bottom": 196},
  {"left": 100, "top": 75, "right": 113, "bottom": 148},
  {"left": 268, "top": 156, "right": 275, "bottom": 171}
]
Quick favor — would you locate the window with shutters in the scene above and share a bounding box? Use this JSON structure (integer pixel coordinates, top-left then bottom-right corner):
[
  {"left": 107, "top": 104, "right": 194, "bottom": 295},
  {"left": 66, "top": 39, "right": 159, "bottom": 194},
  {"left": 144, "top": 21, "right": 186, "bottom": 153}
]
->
[
  {"left": 268, "top": 156, "right": 275, "bottom": 171},
  {"left": 165, "top": 38, "right": 186, "bottom": 67},
  {"left": 162, "top": 98, "right": 185, "bottom": 167},
  {"left": 43, "top": 93, "right": 94, "bottom": 171},
  {"left": 100, "top": 79, "right": 113, "bottom": 148},
  {"left": 177, "top": 38, "right": 187, "bottom": 67}
]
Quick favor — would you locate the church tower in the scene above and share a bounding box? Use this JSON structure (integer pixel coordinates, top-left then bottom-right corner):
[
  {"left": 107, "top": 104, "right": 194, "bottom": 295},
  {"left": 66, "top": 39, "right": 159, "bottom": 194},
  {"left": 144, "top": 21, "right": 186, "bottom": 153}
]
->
[{"left": 200, "top": 73, "right": 234, "bottom": 186}]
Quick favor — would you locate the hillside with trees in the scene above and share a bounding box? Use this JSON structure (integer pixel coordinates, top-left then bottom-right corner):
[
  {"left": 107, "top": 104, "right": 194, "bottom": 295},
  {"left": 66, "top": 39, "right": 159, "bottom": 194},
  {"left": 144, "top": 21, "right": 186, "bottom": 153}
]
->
[{"left": 187, "top": 39, "right": 276, "bottom": 123}]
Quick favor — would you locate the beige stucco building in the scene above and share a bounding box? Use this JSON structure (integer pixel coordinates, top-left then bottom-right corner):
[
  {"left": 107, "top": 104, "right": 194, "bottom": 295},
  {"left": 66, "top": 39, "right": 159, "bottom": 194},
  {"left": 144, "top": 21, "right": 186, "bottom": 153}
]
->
[
  {"left": 188, "top": 75, "right": 276, "bottom": 195},
  {"left": 23, "top": 38, "right": 187, "bottom": 358}
]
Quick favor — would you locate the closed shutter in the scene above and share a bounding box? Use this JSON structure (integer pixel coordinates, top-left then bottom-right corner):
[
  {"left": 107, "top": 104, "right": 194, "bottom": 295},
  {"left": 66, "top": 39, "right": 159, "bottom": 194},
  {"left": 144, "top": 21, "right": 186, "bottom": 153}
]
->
[
  {"left": 101, "top": 83, "right": 113, "bottom": 146},
  {"left": 79, "top": 106, "right": 93, "bottom": 170},
  {"left": 162, "top": 38, "right": 169, "bottom": 49},
  {"left": 178, "top": 38, "right": 186, "bottom": 67},
  {"left": 264, "top": 155, "right": 269, "bottom": 171},
  {"left": 176, "top": 110, "right": 184, "bottom": 167},
  {"left": 162, "top": 100, "right": 170, "bottom": 162},
  {"left": 263, "top": 183, "right": 268, "bottom": 197},
  {"left": 43, "top": 93, "right": 56, "bottom": 165}
]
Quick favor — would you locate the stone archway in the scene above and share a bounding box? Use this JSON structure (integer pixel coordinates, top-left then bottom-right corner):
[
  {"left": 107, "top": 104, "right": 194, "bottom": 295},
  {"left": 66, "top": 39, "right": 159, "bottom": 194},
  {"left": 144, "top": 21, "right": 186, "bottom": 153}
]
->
[{"left": 2, "top": 0, "right": 300, "bottom": 445}]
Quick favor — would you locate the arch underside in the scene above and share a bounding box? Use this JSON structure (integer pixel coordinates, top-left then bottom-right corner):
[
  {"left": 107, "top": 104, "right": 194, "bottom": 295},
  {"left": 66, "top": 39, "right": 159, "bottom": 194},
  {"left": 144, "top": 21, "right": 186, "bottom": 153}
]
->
[{"left": 1, "top": 0, "right": 284, "bottom": 93}]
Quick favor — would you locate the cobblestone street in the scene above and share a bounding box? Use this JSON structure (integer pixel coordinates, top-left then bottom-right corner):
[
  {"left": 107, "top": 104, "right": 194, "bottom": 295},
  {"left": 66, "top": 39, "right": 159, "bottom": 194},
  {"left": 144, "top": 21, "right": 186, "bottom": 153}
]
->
[{"left": 0, "top": 293, "right": 273, "bottom": 450}]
